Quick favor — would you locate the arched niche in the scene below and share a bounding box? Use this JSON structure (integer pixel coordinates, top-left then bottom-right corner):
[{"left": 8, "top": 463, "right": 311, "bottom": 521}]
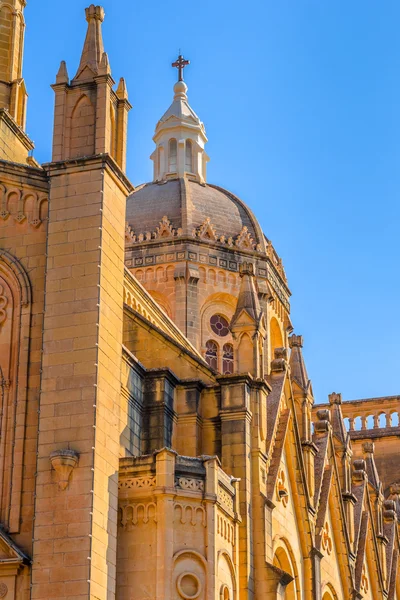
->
[
  {"left": 321, "top": 583, "right": 339, "bottom": 600},
  {"left": 270, "top": 316, "right": 284, "bottom": 360},
  {"left": 172, "top": 549, "right": 207, "bottom": 600},
  {"left": 70, "top": 94, "right": 95, "bottom": 158},
  {"left": 0, "top": 250, "right": 31, "bottom": 533},
  {"left": 272, "top": 538, "right": 300, "bottom": 600},
  {"left": 217, "top": 550, "right": 237, "bottom": 600}
]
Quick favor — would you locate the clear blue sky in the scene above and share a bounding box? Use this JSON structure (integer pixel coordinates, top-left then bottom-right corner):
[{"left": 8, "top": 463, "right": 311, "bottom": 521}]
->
[{"left": 24, "top": 1, "right": 400, "bottom": 403}]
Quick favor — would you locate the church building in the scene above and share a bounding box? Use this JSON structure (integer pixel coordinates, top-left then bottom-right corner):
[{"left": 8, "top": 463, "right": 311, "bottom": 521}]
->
[{"left": 0, "top": 3, "right": 399, "bottom": 599}]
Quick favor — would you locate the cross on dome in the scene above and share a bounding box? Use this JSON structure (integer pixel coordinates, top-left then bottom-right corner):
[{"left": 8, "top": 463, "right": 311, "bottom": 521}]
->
[{"left": 172, "top": 54, "right": 190, "bottom": 82}]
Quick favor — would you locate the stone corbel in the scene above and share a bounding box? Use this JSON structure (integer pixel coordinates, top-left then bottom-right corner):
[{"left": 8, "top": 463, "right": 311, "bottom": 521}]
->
[{"left": 50, "top": 449, "right": 79, "bottom": 491}]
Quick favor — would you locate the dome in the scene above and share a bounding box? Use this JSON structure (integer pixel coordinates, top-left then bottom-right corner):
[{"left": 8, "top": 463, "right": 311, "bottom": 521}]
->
[{"left": 126, "top": 178, "right": 267, "bottom": 253}]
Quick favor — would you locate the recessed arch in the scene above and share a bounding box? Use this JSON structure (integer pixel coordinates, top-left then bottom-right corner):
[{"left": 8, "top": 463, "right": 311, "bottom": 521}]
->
[
  {"left": 270, "top": 316, "right": 284, "bottom": 359},
  {"left": 168, "top": 138, "right": 177, "bottom": 172},
  {"left": 272, "top": 538, "right": 300, "bottom": 600},
  {"left": 70, "top": 94, "right": 95, "bottom": 158}
]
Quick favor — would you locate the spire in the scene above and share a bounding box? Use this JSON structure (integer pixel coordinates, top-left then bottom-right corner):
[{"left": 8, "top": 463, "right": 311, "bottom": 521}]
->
[
  {"left": 51, "top": 5, "right": 131, "bottom": 170},
  {"left": 0, "top": 0, "right": 34, "bottom": 161},
  {"left": 230, "top": 262, "right": 266, "bottom": 378},
  {"left": 289, "top": 334, "right": 310, "bottom": 392},
  {"left": 151, "top": 55, "right": 209, "bottom": 183},
  {"left": 231, "top": 263, "right": 263, "bottom": 327},
  {"left": 74, "top": 5, "right": 105, "bottom": 81}
]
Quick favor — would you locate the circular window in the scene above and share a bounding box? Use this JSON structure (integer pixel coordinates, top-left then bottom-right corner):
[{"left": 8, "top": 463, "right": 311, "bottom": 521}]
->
[
  {"left": 210, "top": 314, "right": 230, "bottom": 337},
  {"left": 177, "top": 573, "right": 202, "bottom": 599}
]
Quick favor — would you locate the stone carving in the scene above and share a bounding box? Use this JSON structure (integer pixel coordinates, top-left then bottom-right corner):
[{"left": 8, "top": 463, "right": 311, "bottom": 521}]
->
[
  {"left": 360, "top": 564, "right": 369, "bottom": 594},
  {"left": 197, "top": 217, "right": 217, "bottom": 241},
  {"left": 174, "top": 502, "right": 206, "bottom": 526},
  {"left": 217, "top": 513, "right": 235, "bottom": 545},
  {"left": 176, "top": 572, "right": 202, "bottom": 600},
  {"left": 0, "top": 286, "right": 8, "bottom": 328},
  {"left": 217, "top": 484, "right": 234, "bottom": 512},
  {"left": 0, "top": 583, "right": 7, "bottom": 598},
  {"left": 120, "top": 502, "right": 157, "bottom": 528},
  {"left": 50, "top": 449, "right": 79, "bottom": 491},
  {"left": 119, "top": 476, "right": 156, "bottom": 491},
  {"left": 321, "top": 521, "right": 333, "bottom": 555},
  {"left": 155, "top": 215, "right": 175, "bottom": 238},
  {"left": 235, "top": 226, "right": 254, "bottom": 249},
  {"left": 276, "top": 468, "right": 289, "bottom": 507},
  {"left": 176, "top": 477, "right": 204, "bottom": 492},
  {"left": 0, "top": 185, "right": 48, "bottom": 227}
]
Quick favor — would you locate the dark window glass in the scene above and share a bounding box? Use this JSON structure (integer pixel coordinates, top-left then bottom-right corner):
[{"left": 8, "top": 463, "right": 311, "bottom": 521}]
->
[
  {"left": 223, "top": 343, "right": 234, "bottom": 374},
  {"left": 210, "top": 314, "right": 230, "bottom": 337},
  {"left": 205, "top": 340, "right": 218, "bottom": 370}
]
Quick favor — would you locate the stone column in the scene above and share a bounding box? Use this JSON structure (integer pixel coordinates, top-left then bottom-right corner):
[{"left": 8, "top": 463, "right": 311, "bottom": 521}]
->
[{"left": 219, "top": 374, "right": 254, "bottom": 598}]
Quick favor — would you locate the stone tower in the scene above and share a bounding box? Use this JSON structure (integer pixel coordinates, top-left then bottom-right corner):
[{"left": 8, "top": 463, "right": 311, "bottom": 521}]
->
[
  {"left": 31, "top": 6, "right": 133, "bottom": 600},
  {"left": 0, "top": 0, "right": 33, "bottom": 164}
]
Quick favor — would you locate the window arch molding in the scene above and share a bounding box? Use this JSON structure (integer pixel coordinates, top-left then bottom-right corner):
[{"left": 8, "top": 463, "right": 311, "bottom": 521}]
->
[
  {"left": 272, "top": 537, "right": 300, "bottom": 600},
  {"left": 205, "top": 339, "right": 219, "bottom": 370},
  {"left": 185, "top": 139, "right": 193, "bottom": 172},
  {"left": 0, "top": 249, "right": 32, "bottom": 533},
  {"left": 168, "top": 138, "right": 177, "bottom": 173}
]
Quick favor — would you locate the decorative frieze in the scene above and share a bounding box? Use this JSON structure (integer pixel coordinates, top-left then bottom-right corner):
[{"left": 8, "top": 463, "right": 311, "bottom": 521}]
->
[
  {"left": 217, "top": 512, "right": 235, "bottom": 545},
  {"left": 0, "top": 184, "right": 48, "bottom": 228},
  {"left": 120, "top": 502, "right": 157, "bottom": 528},
  {"left": 174, "top": 502, "right": 206, "bottom": 526},
  {"left": 119, "top": 476, "right": 156, "bottom": 491},
  {"left": 175, "top": 477, "right": 205, "bottom": 492}
]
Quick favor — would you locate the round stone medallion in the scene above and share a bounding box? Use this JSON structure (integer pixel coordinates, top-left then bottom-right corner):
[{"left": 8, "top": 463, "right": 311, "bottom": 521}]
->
[
  {"left": 0, "top": 582, "right": 8, "bottom": 598},
  {"left": 177, "top": 572, "right": 201, "bottom": 599}
]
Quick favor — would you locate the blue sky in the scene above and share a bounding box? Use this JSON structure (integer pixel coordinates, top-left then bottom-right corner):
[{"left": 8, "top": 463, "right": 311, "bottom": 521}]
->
[{"left": 24, "top": 1, "right": 400, "bottom": 403}]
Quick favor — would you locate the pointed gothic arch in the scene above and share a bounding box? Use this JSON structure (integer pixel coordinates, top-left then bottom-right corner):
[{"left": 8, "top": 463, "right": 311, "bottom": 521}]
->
[
  {"left": 0, "top": 250, "right": 32, "bottom": 533},
  {"left": 70, "top": 94, "right": 95, "bottom": 158}
]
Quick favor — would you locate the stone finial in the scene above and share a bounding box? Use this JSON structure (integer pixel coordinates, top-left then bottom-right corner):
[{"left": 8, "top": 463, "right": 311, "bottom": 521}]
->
[
  {"left": 317, "top": 409, "right": 331, "bottom": 423},
  {"left": 85, "top": 4, "right": 105, "bottom": 22},
  {"left": 383, "top": 499, "right": 397, "bottom": 521},
  {"left": 289, "top": 334, "right": 303, "bottom": 348},
  {"left": 55, "top": 61, "right": 69, "bottom": 85},
  {"left": 50, "top": 449, "right": 79, "bottom": 491},
  {"left": 353, "top": 459, "right": 367, "bottom": 482},
  {"left": 328, "top": 392, "right": 342, "bottom": 405},
  {"left": 314, "top": 408, "right": 331, "bottom": 434},
  {"left": 116, "top": 77, "right": 129, "bottom": 101},
  {"left": 363, "top": 442, "right": 375, "bottom": 455},
  {"left": 270, "top": 347, "right": 288, "bottom": 373},
  {"left": 74, "top": 5, "right": 105, "bottom": 80},
  {"left": 98, "top": 52, "right": 111, "bottom": 76}
]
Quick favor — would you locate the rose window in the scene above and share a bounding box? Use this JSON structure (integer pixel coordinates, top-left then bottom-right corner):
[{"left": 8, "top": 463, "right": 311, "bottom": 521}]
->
[{"left": 210, "top": 314, "right": 230, "bottom": 337}]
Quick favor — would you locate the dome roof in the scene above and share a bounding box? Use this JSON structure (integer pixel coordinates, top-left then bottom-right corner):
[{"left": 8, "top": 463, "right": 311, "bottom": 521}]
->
[{"left": 126, "top": 178, "right": 267, "bottom": 253}]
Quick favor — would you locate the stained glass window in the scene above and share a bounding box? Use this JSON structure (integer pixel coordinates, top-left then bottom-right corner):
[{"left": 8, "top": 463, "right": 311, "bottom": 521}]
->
[
  {"left": 223, "top": 343, "right": 234, "bottom": 374},
  {"left": 210, "top": 314, "right": 230, "bottom": 337},
  {"left": 205, "top": 340, "right": 218, "bottom": 370}
]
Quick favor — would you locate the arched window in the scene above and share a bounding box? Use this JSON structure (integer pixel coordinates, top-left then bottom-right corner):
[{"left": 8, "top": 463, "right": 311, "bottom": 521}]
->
[
  {"left": 185, "top": 139, "right": 193, "bottom": 172},
  {"left": 205, "top": 340, "right": 218, "bottom": 369},
  {"left": 157, "top": 145, "right": 161, "bottom": 175},
  {"left": 223, "top": 343, "right": 234, "bottom": 374},
  {"left": 168, "top": 138, "right": 177, "bottom": 172}
]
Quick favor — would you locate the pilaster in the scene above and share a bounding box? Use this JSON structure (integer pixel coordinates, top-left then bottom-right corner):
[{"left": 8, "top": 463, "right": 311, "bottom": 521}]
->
[
  {"left": 219, "top": 374, "right": 254, "bottom": 598},
  {"left": 32, "top": 155, "right": 133, "bottom": 600}
]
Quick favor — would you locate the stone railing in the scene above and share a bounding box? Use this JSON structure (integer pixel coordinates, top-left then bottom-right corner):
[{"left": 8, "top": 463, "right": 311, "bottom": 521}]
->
[{"left": 340, "top": 396, "right": 400, "bottom": 433}]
